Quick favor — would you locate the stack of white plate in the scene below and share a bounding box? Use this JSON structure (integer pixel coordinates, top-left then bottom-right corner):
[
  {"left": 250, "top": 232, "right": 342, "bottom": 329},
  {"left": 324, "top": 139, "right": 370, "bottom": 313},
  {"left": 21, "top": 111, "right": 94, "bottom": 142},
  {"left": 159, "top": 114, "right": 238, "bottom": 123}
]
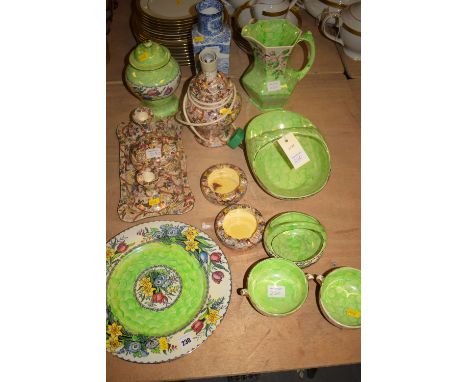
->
[{"left": 131, "top": 0, "right": 199, "bottom": 67}]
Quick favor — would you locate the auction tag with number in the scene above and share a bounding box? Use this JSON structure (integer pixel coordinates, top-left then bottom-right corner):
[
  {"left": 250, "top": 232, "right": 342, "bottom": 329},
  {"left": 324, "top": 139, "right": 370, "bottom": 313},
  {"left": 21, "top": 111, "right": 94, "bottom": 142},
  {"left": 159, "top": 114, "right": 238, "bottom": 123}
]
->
[
  {"left": 146, "top": 147, "right": 161, "bottom": 160},
  {"left": 180, "top": 334, "right": 193, "bottom": 347},
  {"left": 267, "top": 80, "right": 282, "bottom": 92},
  {"left": 277, "top": 132, "right": 310, "bottom": 169},
  {"left": 268, "top": 285, "right": 286, "bottom": 298}
]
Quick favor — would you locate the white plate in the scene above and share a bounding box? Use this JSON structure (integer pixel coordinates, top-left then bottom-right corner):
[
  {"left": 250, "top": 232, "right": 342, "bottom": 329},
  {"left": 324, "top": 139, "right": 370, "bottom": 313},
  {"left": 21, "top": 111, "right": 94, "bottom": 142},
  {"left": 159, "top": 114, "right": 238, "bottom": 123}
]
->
[{"left": 140, "top": 0, "right": 198, "bottom": 19}]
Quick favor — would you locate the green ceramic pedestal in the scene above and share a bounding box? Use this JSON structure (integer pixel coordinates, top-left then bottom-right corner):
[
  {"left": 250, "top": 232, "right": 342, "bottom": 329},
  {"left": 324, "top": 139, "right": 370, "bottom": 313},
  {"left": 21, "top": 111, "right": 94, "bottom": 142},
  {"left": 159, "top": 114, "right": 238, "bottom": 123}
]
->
[{"left": 142, "top": 94, "right": 179, "bottom": 120}]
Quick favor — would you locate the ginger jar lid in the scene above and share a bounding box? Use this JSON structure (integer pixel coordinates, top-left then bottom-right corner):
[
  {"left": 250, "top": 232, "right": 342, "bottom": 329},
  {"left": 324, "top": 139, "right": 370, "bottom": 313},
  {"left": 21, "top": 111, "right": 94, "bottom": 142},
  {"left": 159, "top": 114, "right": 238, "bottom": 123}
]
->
[{"left": 129, "top": 40, "right": 171, "bottom": 70}]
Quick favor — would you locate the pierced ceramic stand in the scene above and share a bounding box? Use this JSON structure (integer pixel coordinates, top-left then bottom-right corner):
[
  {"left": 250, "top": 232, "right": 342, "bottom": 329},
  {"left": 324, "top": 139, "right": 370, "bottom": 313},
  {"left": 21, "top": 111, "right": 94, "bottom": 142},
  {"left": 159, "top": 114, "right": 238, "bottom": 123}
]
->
[
  {"left": 116, "top": 107, "right": 194, "bottom": 222},
  {"left": 125, "top": 41, "right": 181, "bottom": 119},
  {"left": 177, "top": 48, "right": 242, "bottom": 147}
]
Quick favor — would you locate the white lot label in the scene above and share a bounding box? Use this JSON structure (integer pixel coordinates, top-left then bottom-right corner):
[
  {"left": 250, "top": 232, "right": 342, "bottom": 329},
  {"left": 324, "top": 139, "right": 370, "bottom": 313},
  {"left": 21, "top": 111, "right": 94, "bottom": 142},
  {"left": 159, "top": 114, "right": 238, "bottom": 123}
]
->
[
  {"left": 277, "top": 132, "right": 310, "bottom": 169},
  {"left": 267, "top": 80, "right": 282, "bottom": 92},
  {"left": 180, "top": 334, "right": 193, "bottom": 347},
  {"left": 268, "top": 285, "right": 286, "bottom": 298},
  {"left": 145, "top": 147, "right": 161, "bottom": 159}
]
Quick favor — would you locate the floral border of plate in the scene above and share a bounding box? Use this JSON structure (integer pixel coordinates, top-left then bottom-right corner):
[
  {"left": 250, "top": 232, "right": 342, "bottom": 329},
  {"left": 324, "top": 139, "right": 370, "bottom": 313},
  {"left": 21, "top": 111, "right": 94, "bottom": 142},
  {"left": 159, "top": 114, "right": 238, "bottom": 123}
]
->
[
  {"left": 200, "top": 163, "right": 248, "bottom": 205},
  {"left": 106, "top": 221, "right": 232, "bottom": 363}
]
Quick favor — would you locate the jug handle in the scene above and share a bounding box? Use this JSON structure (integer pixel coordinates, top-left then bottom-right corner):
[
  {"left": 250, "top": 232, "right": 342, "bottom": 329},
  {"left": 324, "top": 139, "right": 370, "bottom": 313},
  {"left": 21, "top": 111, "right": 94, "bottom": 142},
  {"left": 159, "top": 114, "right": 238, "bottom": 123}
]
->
[
  {"left": 294, "top": 31, "right": 316, "bottom": 81},
  {"left": 319, "top": 12, "right": 344, "bottom": 46}
]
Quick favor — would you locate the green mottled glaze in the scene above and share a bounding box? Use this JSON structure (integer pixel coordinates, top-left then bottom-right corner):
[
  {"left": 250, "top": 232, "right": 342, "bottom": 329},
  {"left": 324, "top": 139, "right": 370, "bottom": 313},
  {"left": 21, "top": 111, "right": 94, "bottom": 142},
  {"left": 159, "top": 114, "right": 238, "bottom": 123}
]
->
[
  {"left": 245, "top": 110, "right": 331, "bottom": 199},
  {"left": 125, "top": 41, "right": 181, "bottom": 119},
  {"left": 320, "top": 267, "right": 361, "bottom": 328},
  {"left": 107, "top": 242, "right": 207, "bottom": 337},
  {"left": 264, "top": 212, "right": 327, "bottom": 267},
  {"left": 247, "top": 258, "right": 308, "bottom": 316},
  {"left": 241, "top": 20, "right": 315, "bottom": 110}
]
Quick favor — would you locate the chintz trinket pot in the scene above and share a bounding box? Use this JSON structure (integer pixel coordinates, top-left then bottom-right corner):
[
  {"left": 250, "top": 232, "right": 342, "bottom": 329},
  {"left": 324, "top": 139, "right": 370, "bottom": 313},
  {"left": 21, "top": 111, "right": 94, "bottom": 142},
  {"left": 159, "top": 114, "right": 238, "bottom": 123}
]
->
[
  {"left": 125, "top": 40, "right": 181, "bottom": 119},
  {"left": 192, "top": 0, "right": 232, "bottom": 74},
  {"left": 214, "top": 204, "right": 265, "bottom": 250},
  {"left": 177, "top": 48, "right": 242, "bottom": 147},
  {"left": 116, "top": 107, "right": 194, "bottom": 222},
  {"left": 200, "top": 163, "right": 247, "bottom": 205}
]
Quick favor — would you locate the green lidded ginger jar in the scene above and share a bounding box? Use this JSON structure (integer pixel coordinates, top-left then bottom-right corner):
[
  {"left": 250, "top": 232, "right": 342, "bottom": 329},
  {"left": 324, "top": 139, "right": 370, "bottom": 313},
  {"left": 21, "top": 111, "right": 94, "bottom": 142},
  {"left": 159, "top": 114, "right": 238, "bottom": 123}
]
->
[{"left": 125, "top": 40, "right": 181, "bottom": 119}]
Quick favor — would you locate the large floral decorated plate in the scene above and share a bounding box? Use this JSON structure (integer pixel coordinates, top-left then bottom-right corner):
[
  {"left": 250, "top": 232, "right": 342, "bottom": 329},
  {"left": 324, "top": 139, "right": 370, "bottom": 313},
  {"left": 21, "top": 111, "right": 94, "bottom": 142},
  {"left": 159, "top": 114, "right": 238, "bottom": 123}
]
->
[{"left": 106, "top": 221, "right": 232, "bottom": 363}]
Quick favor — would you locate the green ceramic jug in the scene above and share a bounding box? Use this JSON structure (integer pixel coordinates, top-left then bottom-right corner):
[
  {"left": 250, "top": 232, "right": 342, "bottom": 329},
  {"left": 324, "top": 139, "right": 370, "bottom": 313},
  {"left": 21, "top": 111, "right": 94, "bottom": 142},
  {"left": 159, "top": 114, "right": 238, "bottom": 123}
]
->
[{"left": 240, "top": 19, "right": 316, "bottom": 110}]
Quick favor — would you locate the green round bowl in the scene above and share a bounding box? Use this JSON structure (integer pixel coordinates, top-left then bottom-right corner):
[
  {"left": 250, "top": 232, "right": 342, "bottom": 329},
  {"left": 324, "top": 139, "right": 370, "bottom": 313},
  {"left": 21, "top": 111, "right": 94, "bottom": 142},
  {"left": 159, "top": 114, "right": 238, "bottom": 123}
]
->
[
  {"left": 319, "top": 267, "right": 361, "bottom": 329},
  {"left": 245, "top": 110, "right": 331, "bottom": 199},
  {"left": 241, "top": 258, "right": 311, "bottom": 316},
  {"left": 264, "top": 212, "right": 327, "bottom": 268}
]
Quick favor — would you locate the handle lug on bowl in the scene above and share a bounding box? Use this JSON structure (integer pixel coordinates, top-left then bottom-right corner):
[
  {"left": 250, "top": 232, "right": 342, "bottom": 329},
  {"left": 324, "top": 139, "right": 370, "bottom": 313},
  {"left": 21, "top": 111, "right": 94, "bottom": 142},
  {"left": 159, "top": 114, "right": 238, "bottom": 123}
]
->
[{"left": 239, "top": 288, "right": 249, "bottom": 296}]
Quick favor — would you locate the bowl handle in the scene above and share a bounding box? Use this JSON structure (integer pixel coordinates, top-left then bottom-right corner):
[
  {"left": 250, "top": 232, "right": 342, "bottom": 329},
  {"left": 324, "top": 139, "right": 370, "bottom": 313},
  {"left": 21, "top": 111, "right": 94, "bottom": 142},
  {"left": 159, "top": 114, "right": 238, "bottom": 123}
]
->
[
  {"left": 305, "top": 273, "right": 324, "bottom": 285},
  {"left": 240, "top": 288, "right": 249, "bottom": 296}
]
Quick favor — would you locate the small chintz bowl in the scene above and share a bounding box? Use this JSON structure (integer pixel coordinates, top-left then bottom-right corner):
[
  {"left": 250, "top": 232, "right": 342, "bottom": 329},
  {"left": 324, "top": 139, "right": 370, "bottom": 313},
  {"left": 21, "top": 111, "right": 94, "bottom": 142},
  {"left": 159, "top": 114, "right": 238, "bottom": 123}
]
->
[
  {"left": 214, "top": 204, "right": 264, "bottom": 250},
  {"left": 240, "top": 258, "right": 313, "bottom": 316},
  {"left": 200, "top": 164, "right": 247, "bottom": 205}
]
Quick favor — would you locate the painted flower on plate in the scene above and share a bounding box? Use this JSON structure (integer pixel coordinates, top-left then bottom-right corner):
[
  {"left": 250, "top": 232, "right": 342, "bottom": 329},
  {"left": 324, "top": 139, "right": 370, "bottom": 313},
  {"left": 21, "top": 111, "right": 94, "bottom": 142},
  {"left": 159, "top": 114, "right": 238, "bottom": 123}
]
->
[
  {"left": 192, "top": 320, "right": 204, "bottom": 334},
  {"left": 128, "top": 341, "right": 142, "bottom": 353},
  {"left": 206, "top": 308, "right": 220, "bottom": 325},
  {"left": 212, "top": 271, "right": 224, "bottom": 284},
  {"left": 159, "top": 337, "right": 169, "bottom": 351},
  {"left": 106, "top": 336, "right": 122, "bottom": 352},
  {"left": 145, "top": 338, "right": 158, "bottom": 349},
  {"left": 107, "top": 322, "right": 123, "bottom": 337},
  {"left": 184, "top": 227, "right": 199, "bottom": 241},
  {"left": 210, "top": 252, "right": 221, "bottom": 262},
  {"left": 199, "top": 251, "right": 208, "bottom": 263},
  {"left": 184, "top": 239, "right": 199, "bottom": 252},
  {"left": 106, "top": 247, "right": 115, "bottom": 261},
  {"left": 139, "top": 276, "right": 155, "bottom": 297}
]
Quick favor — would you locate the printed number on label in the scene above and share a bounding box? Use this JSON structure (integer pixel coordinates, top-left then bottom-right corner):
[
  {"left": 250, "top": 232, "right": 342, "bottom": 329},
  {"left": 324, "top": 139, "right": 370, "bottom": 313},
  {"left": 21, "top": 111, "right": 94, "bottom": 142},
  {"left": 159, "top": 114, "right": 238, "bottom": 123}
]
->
[
  {"left": 268, "top": 285, "right": 286, "bottom": 298},
  {"left": 267, "top": 80, "right": 282, "bottom": 92},
  {"left": 146, "top": 147, "right": 161, "bottom": 159}
]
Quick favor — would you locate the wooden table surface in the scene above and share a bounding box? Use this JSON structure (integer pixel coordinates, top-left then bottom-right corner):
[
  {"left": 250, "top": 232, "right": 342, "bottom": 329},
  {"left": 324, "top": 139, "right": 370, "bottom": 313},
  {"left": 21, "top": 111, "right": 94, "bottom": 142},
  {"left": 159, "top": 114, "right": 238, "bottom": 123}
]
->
[{"left": 107, "top": 2, "right": 360, "bottom": 381}]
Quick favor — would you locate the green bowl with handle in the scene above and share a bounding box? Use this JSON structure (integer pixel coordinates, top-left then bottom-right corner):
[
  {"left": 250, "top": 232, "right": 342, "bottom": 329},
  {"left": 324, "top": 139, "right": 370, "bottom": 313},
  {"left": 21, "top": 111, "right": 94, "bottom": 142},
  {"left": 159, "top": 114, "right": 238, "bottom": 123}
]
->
[
  {"left": 245, "top": 110, "right": 331, "bottom": 199},
  {"left": 313, "top": 267, "right": 361, "bottom": 329},
  {"left": 263, "top": 211, "right": 327, "bottom": 268},
  {"left": 240, "top": 258, "right": 313, "bottom": 316}
]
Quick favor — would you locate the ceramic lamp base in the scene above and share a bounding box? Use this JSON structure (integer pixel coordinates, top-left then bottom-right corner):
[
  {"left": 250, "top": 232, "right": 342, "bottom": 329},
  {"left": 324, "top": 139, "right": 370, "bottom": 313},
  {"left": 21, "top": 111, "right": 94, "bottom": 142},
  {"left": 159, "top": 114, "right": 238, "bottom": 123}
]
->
[{"left": 142, "top": 95, "right": 179, "bottom": 119}]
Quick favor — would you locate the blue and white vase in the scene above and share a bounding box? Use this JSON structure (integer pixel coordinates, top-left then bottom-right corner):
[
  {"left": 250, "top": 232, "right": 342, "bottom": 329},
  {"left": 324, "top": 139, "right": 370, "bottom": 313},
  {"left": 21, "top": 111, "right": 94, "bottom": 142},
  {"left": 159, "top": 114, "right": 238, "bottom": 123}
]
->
[{"left": 192, "top": 0, "right": 232, "bottom": 74}]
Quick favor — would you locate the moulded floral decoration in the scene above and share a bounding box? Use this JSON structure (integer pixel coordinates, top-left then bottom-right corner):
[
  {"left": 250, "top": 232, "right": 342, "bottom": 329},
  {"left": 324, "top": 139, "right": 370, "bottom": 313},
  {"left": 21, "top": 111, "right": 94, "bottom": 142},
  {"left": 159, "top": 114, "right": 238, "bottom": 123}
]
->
[
  {"left": 184, "top": 239, "right": 199, "bottom": 252},
  {"left": 184, "top": 227, "right": 199, "bottom": 241}
]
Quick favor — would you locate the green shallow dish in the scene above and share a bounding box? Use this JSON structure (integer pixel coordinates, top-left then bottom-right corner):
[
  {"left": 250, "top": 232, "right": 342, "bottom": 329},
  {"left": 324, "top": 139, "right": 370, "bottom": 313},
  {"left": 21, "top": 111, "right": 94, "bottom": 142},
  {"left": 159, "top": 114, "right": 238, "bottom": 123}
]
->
[
  {"left": 106, "top": 221, "right": 232, "bottom": 364},
  {"left": 319, "top": 267, "right": 361, "bottom": 328},
  {"left": 264, "top": 212, "right": 327, "bottom": 268},
  {"left": 242, "top": 258, "right": 310, "bottom": 316},
  {"left": 245, "top": 110, "right": 331, "bottom": 199},
  {"left": 107, "top": 241, "right": 207, "bottom": 337}
]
